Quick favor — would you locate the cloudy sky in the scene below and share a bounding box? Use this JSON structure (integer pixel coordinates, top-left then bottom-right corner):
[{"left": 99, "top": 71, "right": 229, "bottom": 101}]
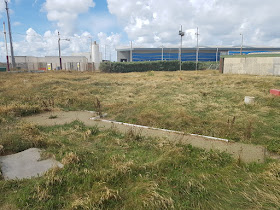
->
[{"left": 0, "top": 0, "right": 279, "bottom": 61}]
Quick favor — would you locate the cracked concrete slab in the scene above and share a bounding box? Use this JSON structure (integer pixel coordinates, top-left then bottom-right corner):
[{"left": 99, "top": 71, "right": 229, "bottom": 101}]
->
[{"left": 0, "top": 148, "right": 63, "bottom": 180}]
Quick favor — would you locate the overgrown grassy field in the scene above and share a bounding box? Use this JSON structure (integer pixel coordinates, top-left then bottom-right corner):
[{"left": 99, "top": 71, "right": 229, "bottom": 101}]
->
[
  {"left": 1, "top": 70, "right": 280, "bottom": 152},
  {"left": 0, "top": 70, "right": 280, "bottom": 209}
]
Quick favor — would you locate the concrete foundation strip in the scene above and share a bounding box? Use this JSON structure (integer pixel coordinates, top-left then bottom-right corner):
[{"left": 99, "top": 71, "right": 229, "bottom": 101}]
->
[
  {"left": 89, "top": 118, "right": 266, "bottom": 163},
  {"left": 23, "top": 111, "right": 268, "bottom": 163},
  {"left": 91, "top": 118, "right": 230, "bottom": 143}
]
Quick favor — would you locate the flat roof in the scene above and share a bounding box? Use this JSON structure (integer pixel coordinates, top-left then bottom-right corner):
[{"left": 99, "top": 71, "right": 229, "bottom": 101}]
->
[
  {"left": 221, "top": 54, "right": 280, "bottom": 58},
  {"left": 116, "top": 46, "right": 280, "bottom": 52}
]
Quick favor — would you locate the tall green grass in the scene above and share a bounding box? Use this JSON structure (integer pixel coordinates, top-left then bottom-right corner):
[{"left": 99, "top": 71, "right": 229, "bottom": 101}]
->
[{"left": 1, "top": 121, "right": 280, "bottom": 209}]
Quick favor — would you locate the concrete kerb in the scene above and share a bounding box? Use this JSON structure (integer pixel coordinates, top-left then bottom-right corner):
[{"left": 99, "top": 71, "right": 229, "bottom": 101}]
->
[
  {"left": 23, "top": 111, "right": 267, "bottom": 163},
  {"left": 90, "top": 119, "right": 266, "bottom": 163}
]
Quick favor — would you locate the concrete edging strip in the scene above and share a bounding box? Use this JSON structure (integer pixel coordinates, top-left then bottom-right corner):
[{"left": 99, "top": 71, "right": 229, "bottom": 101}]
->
[
  {"left": 23, "top": 111, "right": 267, "bottom": 163},
  {"left": 91, "top": 118, "right": 230, "bottom": 143},
  {"left": 90, "top": 118, "right": 266, "bottom": 163}
]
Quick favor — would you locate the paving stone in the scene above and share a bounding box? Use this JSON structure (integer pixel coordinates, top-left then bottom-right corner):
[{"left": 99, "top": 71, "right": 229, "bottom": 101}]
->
[{"left": 0, "top": 148, "right": 63, "bottom": 180}]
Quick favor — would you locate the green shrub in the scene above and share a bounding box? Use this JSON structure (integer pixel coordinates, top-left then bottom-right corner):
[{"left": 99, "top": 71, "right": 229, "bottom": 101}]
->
[
  {"left": 99, "top": 62, "right": 112, "bottom": 73},
  {"left": 99, "top": 61, "right": 217, "bottom": 73}
]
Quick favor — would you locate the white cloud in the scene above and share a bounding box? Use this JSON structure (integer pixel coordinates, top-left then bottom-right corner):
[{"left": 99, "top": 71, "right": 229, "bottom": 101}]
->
[
  {"left": 2, "top": 0, "right": 280, "bottom": 63},
  {"left": 33, "top": 0, "right": 38, "bottom": 6},
  {"left": 98, "top": 32, "right": 121, "bottom": 61},
  {"left": 0, "top": 28, "right": 120, "bottom": 62},
  {"left": 107, "top": 0, "right": 280, "bottom": 47},
  {"left": 43, "top": 0, "right": 95, "bottom": 35},
  {"left": 0, "top": 0, "right": 10, "bottom": 12},
  {"left": 108, "top": 0, "right": 194, "bottom": 47},
  {"left": 13, "top": 21, "right": 21, "bottom": 26},
  {"left": 79, "top": 14, "right": 118, "bottom": 35},
  {"left": 0, "top": 0, "right": 11, "bottom": 19}
]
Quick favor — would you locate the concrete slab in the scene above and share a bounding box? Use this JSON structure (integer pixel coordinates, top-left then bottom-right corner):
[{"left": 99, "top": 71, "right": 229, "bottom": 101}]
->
[{"left": 0, "top": 148, "right": 63, "bottom": 180}]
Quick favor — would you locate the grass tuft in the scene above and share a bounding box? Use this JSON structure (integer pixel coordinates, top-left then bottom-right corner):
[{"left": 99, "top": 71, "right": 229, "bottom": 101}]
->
[{"left": 62, "top": 152, "right": 80, "bottom": 165}]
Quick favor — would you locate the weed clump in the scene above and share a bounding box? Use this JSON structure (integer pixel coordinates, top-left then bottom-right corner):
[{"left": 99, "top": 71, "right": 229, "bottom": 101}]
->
[
  {"left": 125, "top": 128, "right": 144, "bottom": 142},
  {"left": 62, "top": 152, "right": 80, "bottom": 165},
  {"left": 93, "top": 97, "right": 102, "bottom": 117},
  {"left": 140, "top": 181, "right": 174, "bottom": 209}
]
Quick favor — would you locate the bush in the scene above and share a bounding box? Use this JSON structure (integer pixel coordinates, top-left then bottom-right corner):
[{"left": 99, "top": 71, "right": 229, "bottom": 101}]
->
[
  {"left": 99, "top": 61, "right": 217, "bottom": 73},
  {"left": 99, "top": 62, "right": 112, "bottom": 73}
]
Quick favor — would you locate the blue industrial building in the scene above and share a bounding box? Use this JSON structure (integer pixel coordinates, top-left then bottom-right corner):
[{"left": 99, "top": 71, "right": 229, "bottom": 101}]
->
[{"left": 116, "top": 47, "right": 280, "bottom": 62}]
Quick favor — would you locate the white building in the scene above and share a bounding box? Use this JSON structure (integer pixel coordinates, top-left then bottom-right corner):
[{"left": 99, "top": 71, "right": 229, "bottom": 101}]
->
[
  {"left": 72, "top": 52, "right": 92, "bottom": 63},
  {"left": 11, "top": 56, "right": 89, "bottom": 71},
  {"left": 71, "top": 41, "right": 103, "bottom": 70}
]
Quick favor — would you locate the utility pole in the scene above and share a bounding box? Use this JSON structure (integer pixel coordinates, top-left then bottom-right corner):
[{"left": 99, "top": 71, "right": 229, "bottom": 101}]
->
[
  {"left": 90, "top": 37, "right": 93, "bottom": 71},
  {"left": 3, "top": 22, "right": 9, "bottom": 72},
  {"left": 240, "top": 33, "right": 244, "bottom": 55},
  {"left": 87, "top": 36, "right": 93, "bottom": 71},
  {"left": 130, "top": 41, "right": 133, "bottom": 62},
  {"left": 5, "top": 0, "right": 15, "bottom": 69},
  {"left": 58, "top": 32, "right": 62, "bottom": 70},
  {"left": 195, "top": 27, "right": 200, "bottom": 71},
  {"left": 88, "top": 36, "right": 93, "bottom": 62},
  {"left": 178, "top": 25, "right": 185, "bottom": 71},
  {"left": 216, "top": 46, "right": 219, "bottom": 64},
  {"left": 161, "top": 45, "right": 164, "bottom": 61},
  {"left": 58, "top": 32, "right": 70, "bottom": 70},
  {"left": 91, "top": 39, "right": 93, "bottom": 62}
]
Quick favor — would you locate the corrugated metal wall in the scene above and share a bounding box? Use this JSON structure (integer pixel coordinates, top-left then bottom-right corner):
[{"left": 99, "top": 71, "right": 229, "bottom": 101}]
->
[{"left": 132, "top": 52, "right": 220, "bottom": 62}]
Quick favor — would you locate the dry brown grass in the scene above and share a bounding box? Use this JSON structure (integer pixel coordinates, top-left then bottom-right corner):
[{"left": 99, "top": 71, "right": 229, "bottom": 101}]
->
[
  {"left": 62, "top": 152, "right": 80, "bottom": 165},
  {"left": 0, "top": 70, "right": 279, "bottom": 154}
]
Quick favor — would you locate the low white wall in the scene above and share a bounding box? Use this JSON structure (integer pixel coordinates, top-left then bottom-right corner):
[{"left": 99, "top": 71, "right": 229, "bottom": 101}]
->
[
  {"left": 223, "top": 57, "right": 280, "bottom": 76},
  {"left": 13, "top": 56, "right": 89, "bottom": 71}
]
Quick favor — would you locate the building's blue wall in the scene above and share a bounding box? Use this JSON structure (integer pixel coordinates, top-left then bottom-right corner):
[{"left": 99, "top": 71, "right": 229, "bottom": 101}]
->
[
  {"left": 131, "top": 50, "right": 278, "bottom": 62},
  {"left": 133, "top": 52, "right": 220, "bottom": 62},
  {"left": 228, "top": 51, "right": 269, "bottom": 55}
]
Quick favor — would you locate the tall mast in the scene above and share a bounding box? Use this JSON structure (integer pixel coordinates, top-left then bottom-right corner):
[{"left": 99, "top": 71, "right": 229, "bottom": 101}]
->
[
  {"left": 3, "top": 22, "right": 10, "bottom": 71},
  {"left": 5, "top": 0, "right": 16, "bottom": 69}
]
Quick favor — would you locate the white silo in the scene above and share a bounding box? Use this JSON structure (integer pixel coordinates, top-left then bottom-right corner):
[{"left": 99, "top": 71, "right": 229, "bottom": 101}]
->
[{"left": 92, "top": 41, "right": 100, "bottom": 70}]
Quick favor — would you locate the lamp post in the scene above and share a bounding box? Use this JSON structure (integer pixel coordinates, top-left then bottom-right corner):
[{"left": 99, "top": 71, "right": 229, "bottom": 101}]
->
[
  {"left": 88, "top": 36, "right": 93, "bottom": 71},
  {"left": 58, "top": 32, "right": 70, "bottom": 70},
  {"left": 178, "top": 25, "right": 185, "bottom": 71},
  {"left": 240, "top": 33, "right": 243, "bottom": 55},
  {"left": 195, "top": 27, "right": 200, "bottom": 71},
  {"left": 88, "top": 36, "right": 93, "bottom": 62},
  {"left": 216, "top": 46, "right": 219, "bottom": 64}
]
